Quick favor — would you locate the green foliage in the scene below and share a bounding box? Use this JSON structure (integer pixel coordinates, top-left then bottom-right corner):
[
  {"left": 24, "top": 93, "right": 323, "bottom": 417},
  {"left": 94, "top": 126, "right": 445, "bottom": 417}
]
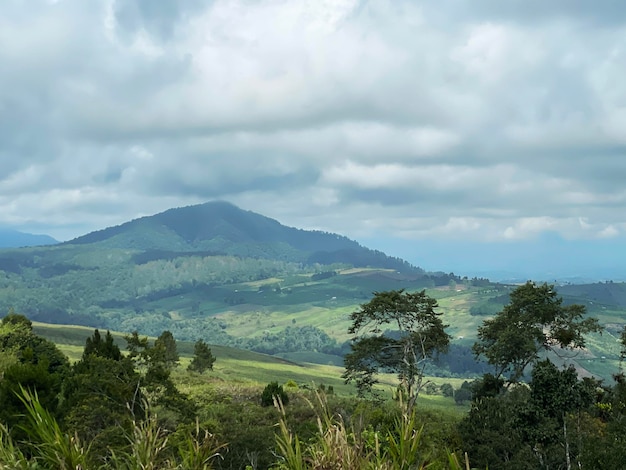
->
[
  {"left": 262, "top": 381, "right": 289, "bottom": 407},
  {"left": 0, "top": 421, "right": 29, "bottom": 469},
  {"left": 60, "top": 353, "right": 142, "bottom": 459},
  {"left": 0, "top": 316, "right": 68, "bottom": 374},
  {"left": 18, "top": 387, "right": 91, "bottom": 470},
  {"left": 0, "top": 360, "right": 63, "bottom": 438},
  {"left": 122, "top": 331, "right": 196, "bottom": 428},
  {"left": 83, "top": 328, "right": 122, "bottom": 361},
  {"left": 459, "top": 387, "right": 534, "bottom": 469},
  {"left": 172, "top": 419, "right": 226, "bottom": 470},
  {"left": 0, "top": 313, "right": 69, "bottom": 436},
  {"left": 188, "top": 340, "right": 216, "bottom": 374},
  {"left": 453, "top": 382, "right": 472, "bottom": 405},
  {"left": 241, "top": 325, "right": 339, "bottom": 356},
  {"left": 440, "top": 383, "right": 454, "bottom": 398},
  {"left": 108, "top": 414, "right": 171, "bottom": 470},
  {"left": 473, "top": 281, "right": 602, "bottom": 382},
  {"left": 343, "top": 289, "right": 450, "bottom": 409},
  {"left": 460, "top": 359, "right": 603, "bottom": 470},
  {"left": 154, "top": 330, "right": 180, "bottom": 369},
  {"left": 0, "top": 387, "right": 225, "bottom": 470},
  {"left": 272, "top": 392, "right": 455, "bottom": 469},
  {"left": 1, "top": 310, "right": 33, "bottom": 329}
]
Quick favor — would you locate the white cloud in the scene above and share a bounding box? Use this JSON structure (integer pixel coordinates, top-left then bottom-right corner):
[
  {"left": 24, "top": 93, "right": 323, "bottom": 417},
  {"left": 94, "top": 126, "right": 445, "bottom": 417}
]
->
[{"left": 0, "top": 0, "right": 625, "bottom": 250}]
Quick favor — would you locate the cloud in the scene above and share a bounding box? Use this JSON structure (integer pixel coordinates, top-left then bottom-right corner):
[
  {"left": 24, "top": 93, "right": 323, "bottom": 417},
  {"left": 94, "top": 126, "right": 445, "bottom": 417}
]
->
[{"left": 0, "top": 0, "right": 625, "bottom": 250}]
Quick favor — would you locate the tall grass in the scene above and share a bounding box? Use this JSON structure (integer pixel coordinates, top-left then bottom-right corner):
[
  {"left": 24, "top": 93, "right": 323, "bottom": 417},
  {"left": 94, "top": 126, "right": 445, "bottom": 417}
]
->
[
  {"left": 272, "top": 392, "right": 477, "bottom": 470},
  {"left": 0, "top": 422, "right": 31, "bottom": 470},
  {"left": 18, "top": 387, "right": 90, "bottom": 470},
  {"left": 0, "top": 390, "right": 225, "bottom": 470}
]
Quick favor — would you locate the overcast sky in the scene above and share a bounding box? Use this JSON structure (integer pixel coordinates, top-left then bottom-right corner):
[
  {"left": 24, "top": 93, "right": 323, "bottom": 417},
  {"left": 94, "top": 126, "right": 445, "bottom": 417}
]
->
[{"left": 1, "top": 0, "right": 626, "bottom": 276}]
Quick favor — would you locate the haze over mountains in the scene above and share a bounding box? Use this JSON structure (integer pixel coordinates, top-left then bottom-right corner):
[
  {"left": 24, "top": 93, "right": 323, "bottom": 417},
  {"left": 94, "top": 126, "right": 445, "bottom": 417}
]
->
[
  {"left": 363, "top": 234, "right": 626, "bottom": 284},
  {"left": 0, "top": 228, "right": 57, "bottom": 249}
]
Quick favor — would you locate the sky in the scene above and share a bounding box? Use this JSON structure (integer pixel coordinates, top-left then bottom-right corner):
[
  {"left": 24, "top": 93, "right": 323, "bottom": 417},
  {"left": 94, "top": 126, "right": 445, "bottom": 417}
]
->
[{"left": 1, "top": 0, "right": 626, "bottom": 280}]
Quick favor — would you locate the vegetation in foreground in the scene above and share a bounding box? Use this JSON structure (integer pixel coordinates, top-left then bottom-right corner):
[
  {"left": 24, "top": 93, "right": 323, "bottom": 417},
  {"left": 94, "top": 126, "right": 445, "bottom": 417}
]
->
[
  {"left": 3, "top": 282, "right": 626, "bottom": 468},
  {"left": 0, "top": 310, "right": 464, "bottom": 469}
]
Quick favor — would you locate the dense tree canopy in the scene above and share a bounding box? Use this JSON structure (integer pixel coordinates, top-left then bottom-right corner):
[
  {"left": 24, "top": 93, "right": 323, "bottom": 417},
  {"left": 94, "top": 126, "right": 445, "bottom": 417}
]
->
[
  {"left": 82, "top": 329, "right": 121, "bottom": 361},
  {"left": 343, "top": 289, "right": 450, "bottom": 408},
  {"left": 153, "top": 330, "right": 179, "bottom": 369},
  {"left": 473, "top": 281, "right": 602, "bottom": 382},
  {"left": 187, "top": 340, "right": 215, "bottom": 374}
]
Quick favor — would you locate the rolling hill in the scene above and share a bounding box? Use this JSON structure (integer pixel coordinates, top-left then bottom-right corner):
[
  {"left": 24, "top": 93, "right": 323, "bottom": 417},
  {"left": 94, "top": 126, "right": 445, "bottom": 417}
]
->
[
  {"left": 0, "top": 201, "right": 435, "bottom": 337},
  {"left": 1, "top": 201, "right": 625, "bottom": 382},
  {"left": 65, "top": 201, "right": 420, "bottom": 272}
]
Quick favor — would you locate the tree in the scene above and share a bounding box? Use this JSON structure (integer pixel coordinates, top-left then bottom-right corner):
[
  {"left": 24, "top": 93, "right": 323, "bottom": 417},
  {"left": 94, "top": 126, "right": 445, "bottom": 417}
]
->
[
  {"left": 342, "top": 289, "right": 450, "bottom": 409},
  {"left": 1, "top": 310, "right": 32, "bottom": 329},
  {"left": 124, "top": 330, "right": 150, "bottom": 369},
  {"left": 124, "top": 331, "right": 195, "bottom": 424},
  {"left": 453, "top": 381, "right": 473, "bottom": 405},
  {"left": 83, "top": 329, "right": 122, "bottom": 361},
  {"left": 60, "top": 353, "right": 143, "bottom": 461},
  {"left": 473, "top": 281, "right": 601, "bottom": 383},
  {"left": 187, "top": 340, "right": 215, "bottom": 374},
  {"left": 153, "top": 330, "right": 179, "bottom": 369},
  {"left": 440, "top": 382, "right": 454, "bottom": 398}
]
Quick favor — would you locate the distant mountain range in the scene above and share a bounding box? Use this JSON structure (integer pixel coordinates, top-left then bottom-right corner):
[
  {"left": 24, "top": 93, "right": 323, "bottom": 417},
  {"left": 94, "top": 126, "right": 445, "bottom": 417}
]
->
[{"left": 0, "top": 228, "right": 57, "bottom": 248}]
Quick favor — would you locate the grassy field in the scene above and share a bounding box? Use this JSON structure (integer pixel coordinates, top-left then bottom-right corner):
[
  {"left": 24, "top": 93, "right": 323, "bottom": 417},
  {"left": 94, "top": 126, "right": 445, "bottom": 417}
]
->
[
  {"left": 30, "top": 277, "right": 626, "bottom": 386},
  {"left": 31, "top": 319, "right": 471, "bottom": 421}
]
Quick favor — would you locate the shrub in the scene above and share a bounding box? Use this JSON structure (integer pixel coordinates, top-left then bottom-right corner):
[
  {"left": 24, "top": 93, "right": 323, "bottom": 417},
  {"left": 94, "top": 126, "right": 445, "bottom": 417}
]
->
[{"left": 261, "top": 382, "right": 289, "bottom": 407}]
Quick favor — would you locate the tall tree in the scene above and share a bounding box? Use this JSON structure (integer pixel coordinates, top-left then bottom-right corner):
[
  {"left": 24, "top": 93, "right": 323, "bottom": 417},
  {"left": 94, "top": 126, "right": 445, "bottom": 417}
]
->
[
  {"left": 473, "top": 281, "right": 601, "bottom": 383},
  {"left": 153, "top": 330, "right": 179, "bottom": 370},
  {"left": 82, "top": 329, "right": 122, "bottom": 361},
  {"left": 187, "top": 340, "right": 215, "bottom": 374},
  {"left": 342, "top": 289, "right": 450, "bottom": 409},
  {"left": 124, "top": 330, "right": 195, "bottom": 424}
]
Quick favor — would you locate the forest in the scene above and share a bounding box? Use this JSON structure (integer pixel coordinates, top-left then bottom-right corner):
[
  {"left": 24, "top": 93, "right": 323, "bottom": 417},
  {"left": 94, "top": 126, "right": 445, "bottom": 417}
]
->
[{"left": 1, "top": 281, "right": 626, "bottom": 469}]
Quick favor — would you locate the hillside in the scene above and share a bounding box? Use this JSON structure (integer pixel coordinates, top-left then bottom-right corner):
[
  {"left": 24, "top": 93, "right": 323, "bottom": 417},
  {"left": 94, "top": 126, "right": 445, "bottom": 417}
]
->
[
  {"left": 1, "top": 202, "right": 625, "bottom": 382},
  {"left": 65, "top": 201, "right": 420, "bottom": 271},
  {"left": 0, "top": 201, "right": 435, "bottom": 343}
]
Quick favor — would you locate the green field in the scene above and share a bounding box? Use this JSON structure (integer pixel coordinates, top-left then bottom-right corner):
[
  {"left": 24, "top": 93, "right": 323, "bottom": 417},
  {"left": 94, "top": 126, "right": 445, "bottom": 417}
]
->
[
  {"left": 30, "top": 274, "right": 626, "bottom": 384},
  {"left": 31, "top": 320, "right": 471, "bottom": 416}
]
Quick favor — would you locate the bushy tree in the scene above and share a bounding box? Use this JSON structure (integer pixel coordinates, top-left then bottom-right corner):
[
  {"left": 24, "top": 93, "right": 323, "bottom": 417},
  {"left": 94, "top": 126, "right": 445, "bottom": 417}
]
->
[
  {"left": 1, "top": 310, "right": 32, "bottom": 329},
  {"left": 343, "top": 289, "right": 450, "bottom": 409},
  {"left": 153, "top": 330, "right": 179, "bottom": 369},
  {"left": 261, "top": 381, "right": 288, "bottom": 407},
  {"left": 124, "top": 331, "right": 195, "bottom": 426},
  {"left": 187, "top": 340, "right": 215, "bottom": 374},
  {"left": 82, "top": 329, "right": 121, "bottom": 361},
  {"left": 473, "top": 281, "right": 601, "bottom": 383},
  {"left": 0, "top": 311, "right": 69, "bottom": 436},
  {"left": 61, "top": 353, "right": 142, "bottom": 457}
]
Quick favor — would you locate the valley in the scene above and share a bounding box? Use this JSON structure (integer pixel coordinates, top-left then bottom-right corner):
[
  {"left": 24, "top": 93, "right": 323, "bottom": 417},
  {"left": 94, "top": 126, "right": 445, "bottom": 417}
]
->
[
  {"left": 0, "top": 202, "right": 624, "bottom": 383},
  {"left": 2, "top": 201, "right": 626, "bottom": 469}
]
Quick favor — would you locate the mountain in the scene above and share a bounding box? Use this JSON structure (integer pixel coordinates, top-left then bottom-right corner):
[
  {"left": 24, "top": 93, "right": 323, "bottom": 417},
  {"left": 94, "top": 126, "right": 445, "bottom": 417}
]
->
[
  {"left": 0, "top": 201, "right": 433, "bottom": 335},
  {"left": 0, "top": 228, "right": 57, "bottom": 248},
  {"left": 1, "top": 202, "right": 624, "bottom": 381},
  {"left": 66, "top": 201, "right": 420, "bottom": 272}
]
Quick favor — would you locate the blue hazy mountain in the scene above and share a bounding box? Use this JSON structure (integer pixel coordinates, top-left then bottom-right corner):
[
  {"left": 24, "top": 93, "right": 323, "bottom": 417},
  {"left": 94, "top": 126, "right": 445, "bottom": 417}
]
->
[
  {"left": 0, "top": 228, "right": 57, "bottom": 248},
  {"left": 361, "top": 232, "right": 626, "bottom": 283}
]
